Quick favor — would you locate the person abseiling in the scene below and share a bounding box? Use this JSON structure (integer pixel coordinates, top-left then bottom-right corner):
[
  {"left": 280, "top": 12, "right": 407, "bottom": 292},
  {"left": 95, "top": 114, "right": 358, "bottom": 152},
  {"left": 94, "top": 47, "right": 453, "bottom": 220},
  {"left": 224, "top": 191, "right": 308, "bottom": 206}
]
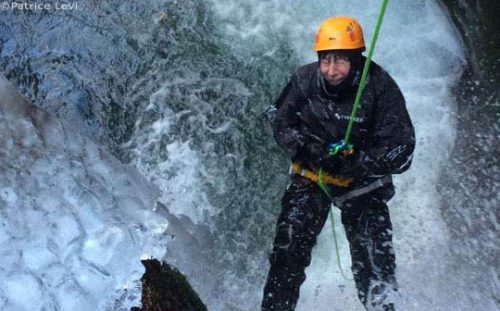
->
[{"left": 261, "top": 16, "right": 415, "bottom": 311}]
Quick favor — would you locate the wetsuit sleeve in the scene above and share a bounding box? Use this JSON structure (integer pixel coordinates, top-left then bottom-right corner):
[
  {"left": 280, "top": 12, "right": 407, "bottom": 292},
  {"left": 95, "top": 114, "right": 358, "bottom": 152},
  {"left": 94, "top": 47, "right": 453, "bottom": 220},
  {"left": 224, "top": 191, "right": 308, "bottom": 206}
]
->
[
  {"left": 272, "top": 75, "right": 309, "bottom": 158},
  {"left": 361, "top": 74, "right": 416, "bottom": 176}
]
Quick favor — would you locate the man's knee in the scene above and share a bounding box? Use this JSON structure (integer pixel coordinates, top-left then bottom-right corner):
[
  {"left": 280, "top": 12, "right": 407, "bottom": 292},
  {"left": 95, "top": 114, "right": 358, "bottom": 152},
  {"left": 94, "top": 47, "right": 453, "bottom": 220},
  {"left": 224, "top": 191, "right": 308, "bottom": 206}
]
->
[
  {"left": 270, "top": 222, "right": 313, "bottom": 268},
  {"left": 270, "top": 222, "right": 293, "bottom": 264}
]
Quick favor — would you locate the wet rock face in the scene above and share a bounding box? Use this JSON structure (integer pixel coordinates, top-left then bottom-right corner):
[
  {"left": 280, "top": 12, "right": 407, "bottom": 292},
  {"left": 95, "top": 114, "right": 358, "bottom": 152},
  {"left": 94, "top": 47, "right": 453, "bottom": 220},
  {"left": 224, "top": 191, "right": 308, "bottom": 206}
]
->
[
  {"left": 438, "top": 0, "right": 500, "bottom": 306},
  {"left": 0, "top": 0, "right": 214, "bottom": 148},
  {"left": 131, "top": 259, "right": 208, "bottom": 311},
  {"left": 1, "top": 1, "right": 140, "bottom": 143},
  {"left": 440, "top": 0, "right": 500, "bottom": 85}
]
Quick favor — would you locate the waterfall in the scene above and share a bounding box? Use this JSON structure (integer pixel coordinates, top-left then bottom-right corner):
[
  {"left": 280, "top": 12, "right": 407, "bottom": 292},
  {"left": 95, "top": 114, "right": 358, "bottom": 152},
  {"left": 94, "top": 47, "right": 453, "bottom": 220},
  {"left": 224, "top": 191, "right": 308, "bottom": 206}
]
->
[{"left": 1, "top": 0, "right": 498, "bottom": 310}]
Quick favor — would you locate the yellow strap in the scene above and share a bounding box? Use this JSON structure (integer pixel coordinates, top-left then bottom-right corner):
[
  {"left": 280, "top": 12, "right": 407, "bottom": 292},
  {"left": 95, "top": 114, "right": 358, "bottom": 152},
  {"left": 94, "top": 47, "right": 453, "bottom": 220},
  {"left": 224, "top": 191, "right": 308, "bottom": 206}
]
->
[{"left": 290, "top": 163, "right": 353, "bottom": 187}]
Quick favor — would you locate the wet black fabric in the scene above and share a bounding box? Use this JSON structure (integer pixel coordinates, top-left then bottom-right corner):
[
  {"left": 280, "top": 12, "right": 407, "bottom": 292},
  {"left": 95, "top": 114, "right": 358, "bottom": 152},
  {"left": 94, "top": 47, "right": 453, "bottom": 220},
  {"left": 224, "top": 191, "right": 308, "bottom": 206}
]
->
[
  {"left": 262, "top": 176, "right": 330, "bottom": 311},
  {"left": 272, "top": 58, "right": 416, "bottom": 190},
  {"left": 264, "top": 58, "right": 413, "bottom": 310},
  {"left": 341, "top": 195, "right": 397, "bottom": 308},
  {"left": 261, "top": 176, "right": 398, "bottom": 311}
]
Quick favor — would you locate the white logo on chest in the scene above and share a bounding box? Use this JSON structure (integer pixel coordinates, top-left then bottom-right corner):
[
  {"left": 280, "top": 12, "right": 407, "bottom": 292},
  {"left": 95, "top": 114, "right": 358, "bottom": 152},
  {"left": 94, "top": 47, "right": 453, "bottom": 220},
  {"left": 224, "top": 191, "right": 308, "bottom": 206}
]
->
[{"left": 334, "top": 113, "right": 364, "bottom": 123}]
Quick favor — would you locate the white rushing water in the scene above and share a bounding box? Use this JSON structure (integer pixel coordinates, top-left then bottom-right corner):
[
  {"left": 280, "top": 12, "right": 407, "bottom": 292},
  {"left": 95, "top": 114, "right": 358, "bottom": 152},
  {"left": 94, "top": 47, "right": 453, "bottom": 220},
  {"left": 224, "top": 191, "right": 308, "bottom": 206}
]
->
[
  {"left": 3, "top": 0, "right": 497, "bottom": 310},
  {"left": 0, "top": 76, "right": 170, "bottom": 311}
]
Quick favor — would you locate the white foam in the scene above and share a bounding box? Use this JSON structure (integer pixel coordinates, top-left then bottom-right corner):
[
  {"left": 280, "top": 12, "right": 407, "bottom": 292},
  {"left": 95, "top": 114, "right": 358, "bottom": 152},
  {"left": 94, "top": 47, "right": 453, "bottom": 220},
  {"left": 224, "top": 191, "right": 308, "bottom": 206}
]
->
[
  {"left": 0, "top": 76, "right": 168, "bottom": 310},
  {"left": 126, "top": 82, "right": 217, "bottom": 224},
  {"left": 3, "top": 274, "right": 43, "bottom": 311}
]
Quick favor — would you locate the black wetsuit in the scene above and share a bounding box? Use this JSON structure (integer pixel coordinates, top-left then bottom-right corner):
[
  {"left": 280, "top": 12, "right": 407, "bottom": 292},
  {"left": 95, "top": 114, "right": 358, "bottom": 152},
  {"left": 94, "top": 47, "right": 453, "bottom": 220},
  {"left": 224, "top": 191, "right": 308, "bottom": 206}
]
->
[{"left": 262, "top": 58, "right": 415, "bottom": 311}]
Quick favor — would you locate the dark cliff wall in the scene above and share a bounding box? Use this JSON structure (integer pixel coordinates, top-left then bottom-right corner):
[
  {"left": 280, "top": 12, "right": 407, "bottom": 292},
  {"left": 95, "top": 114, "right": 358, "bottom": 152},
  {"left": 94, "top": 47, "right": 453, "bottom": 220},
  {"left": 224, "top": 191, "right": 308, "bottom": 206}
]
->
[
  {"left": 438, "top": 0, "right": 499, "bottom": 305},
  {"left": 441, "top": 0, "right": 500, "bottom": 85}
]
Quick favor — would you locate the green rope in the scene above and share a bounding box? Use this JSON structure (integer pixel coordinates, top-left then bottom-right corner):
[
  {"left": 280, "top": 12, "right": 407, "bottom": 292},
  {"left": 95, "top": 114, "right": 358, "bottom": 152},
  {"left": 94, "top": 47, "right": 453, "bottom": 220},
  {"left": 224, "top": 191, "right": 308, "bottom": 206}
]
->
[
  {"left": 316, "top": 0, "right": 390, "bottom": 281},
  {"left": 317, "top": 168, "right": 333, "bottom": 198},
  {"left": 314, "top": 172, "right": 351, "bottom": 280},
  {"left": 329, "top": 207, "right": 352, "bottom": 280},
  {"left": 344, "top": 0, "right": 390, "bottom": 145},
  {"left": 316, "top": 177, "right": 352, "bottom": 280}
]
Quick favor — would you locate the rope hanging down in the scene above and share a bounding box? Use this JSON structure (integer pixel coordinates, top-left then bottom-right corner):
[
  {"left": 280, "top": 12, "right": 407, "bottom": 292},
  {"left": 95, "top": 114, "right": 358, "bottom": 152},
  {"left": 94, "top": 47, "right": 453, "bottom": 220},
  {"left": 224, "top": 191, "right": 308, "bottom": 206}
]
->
[
  {"left": 344, "top": 0, "right": 390, "bottom": 146},
  {"left": 317, "top": 0, "right": 390, "bottom": 281}
]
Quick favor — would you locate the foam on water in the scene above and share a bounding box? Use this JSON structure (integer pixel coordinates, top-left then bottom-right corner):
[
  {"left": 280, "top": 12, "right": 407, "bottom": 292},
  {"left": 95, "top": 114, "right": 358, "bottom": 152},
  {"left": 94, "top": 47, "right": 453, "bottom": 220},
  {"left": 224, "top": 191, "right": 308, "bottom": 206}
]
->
[
  {"left": 0, "top": 76, "right": 169, "bottom": 311},
  {"left": 125, "top": 84, "right": 216, "bottom": 223}
]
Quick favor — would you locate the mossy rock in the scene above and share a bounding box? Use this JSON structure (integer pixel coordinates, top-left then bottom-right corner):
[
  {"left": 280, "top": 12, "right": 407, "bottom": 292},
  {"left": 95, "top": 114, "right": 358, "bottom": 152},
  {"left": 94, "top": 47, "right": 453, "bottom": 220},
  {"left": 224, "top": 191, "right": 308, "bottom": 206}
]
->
[{"left": 131, "top": 259, "right": 208, "bottom": 311}]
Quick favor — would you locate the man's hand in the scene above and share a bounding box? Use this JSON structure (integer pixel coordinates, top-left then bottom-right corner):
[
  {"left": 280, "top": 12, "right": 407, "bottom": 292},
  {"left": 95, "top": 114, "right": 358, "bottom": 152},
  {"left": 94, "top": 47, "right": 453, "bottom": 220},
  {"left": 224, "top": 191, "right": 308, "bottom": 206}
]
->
[
  {"left": 327, "top": 140, "right": 353, "bottom": 156},
  {"left": 301, "top": 142, "right": 326, "bottom": 162},
  {"left": 320, "top": 150, "right": 366, "bottom": 177}
]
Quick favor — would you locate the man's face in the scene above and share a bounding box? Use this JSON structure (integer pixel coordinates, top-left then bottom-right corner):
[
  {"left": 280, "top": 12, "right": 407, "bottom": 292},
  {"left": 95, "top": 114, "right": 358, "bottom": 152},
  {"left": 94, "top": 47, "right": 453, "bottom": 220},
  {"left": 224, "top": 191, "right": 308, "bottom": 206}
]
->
[{"left": 319, "top": 53, "right": 351, "bottom": 86}]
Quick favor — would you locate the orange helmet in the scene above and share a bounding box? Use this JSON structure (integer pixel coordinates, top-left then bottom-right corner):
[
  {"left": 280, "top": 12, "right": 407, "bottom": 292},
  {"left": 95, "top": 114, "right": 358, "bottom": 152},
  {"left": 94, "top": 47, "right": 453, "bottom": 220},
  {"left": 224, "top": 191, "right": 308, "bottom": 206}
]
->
[{"left": 314, "top": 16, "right": 365, "bottom": 51}]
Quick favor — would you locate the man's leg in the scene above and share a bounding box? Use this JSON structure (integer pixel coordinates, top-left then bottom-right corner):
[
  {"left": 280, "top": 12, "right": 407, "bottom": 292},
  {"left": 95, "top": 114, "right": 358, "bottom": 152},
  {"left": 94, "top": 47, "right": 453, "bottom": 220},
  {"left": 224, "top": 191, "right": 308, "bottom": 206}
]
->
[
  {"left": 340, "top": 196, "right": 397, "bottom": 311},
  {"left": 261, "top": 176, "right": 331, "bottom": 311}
]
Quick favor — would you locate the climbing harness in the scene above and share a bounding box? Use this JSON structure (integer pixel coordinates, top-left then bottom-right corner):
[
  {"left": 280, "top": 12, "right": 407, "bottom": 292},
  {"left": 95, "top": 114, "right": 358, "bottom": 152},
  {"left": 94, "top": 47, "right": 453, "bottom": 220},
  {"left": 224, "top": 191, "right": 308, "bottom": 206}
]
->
[
  {"left": 317, "top": 0, "right": 391, "bottom": 281},
  {"left": 290, "top": 162, "right": 353, "bottom": 187}
]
